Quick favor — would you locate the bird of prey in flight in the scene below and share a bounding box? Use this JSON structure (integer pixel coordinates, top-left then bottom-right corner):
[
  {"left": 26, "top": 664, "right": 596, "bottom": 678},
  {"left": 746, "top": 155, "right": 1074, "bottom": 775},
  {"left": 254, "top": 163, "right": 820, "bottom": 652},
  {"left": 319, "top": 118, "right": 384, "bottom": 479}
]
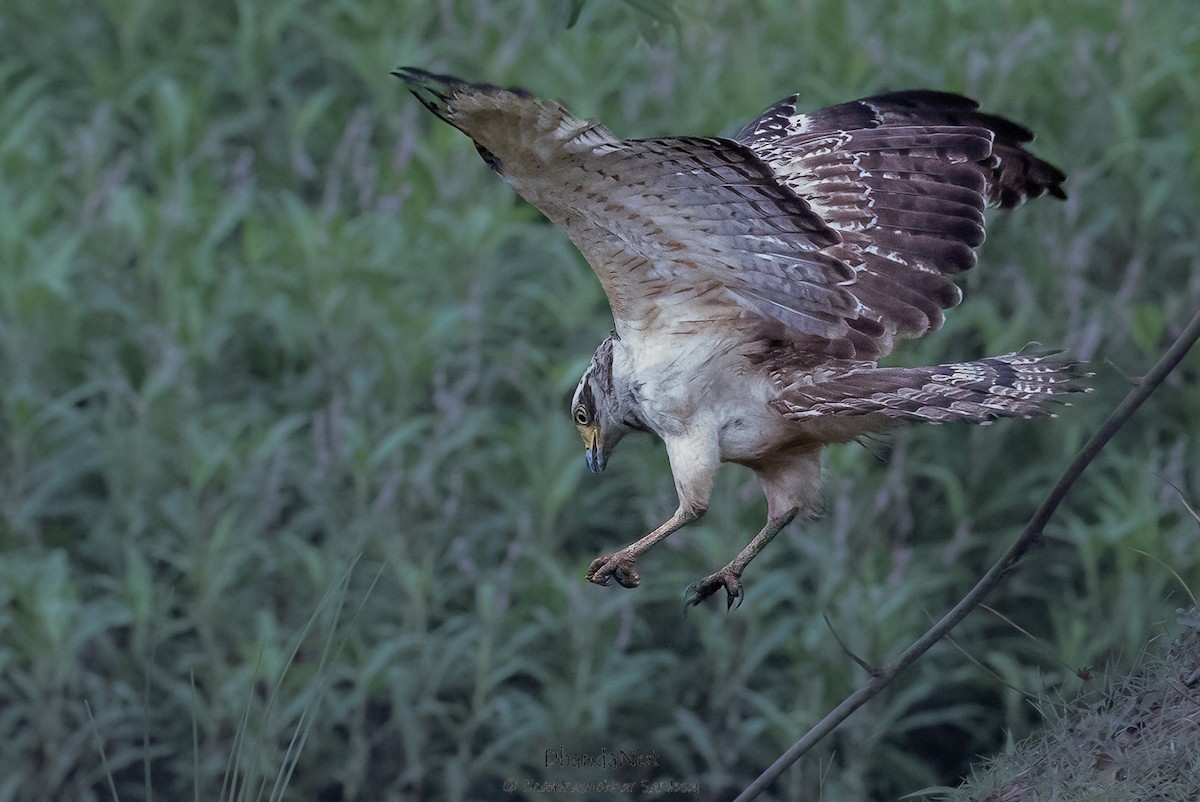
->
[{"left": 395, "top": 67, "right": 1087, "bottom": 609}]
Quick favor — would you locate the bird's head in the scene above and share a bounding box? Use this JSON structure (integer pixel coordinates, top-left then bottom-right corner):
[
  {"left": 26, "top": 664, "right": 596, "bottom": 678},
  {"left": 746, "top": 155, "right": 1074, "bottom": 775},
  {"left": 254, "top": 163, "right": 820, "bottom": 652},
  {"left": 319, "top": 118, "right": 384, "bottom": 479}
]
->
[{"left": 570, "top": 336, "right": 643, "bottom": 474}]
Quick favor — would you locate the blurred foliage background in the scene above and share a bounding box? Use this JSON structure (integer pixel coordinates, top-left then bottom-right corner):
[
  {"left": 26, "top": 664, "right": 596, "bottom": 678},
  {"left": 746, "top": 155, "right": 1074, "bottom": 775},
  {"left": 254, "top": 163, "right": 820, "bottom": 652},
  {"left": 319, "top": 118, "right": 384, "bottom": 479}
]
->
[{"left": 0, "top": 0, "right": 1198, "bottom": 799}]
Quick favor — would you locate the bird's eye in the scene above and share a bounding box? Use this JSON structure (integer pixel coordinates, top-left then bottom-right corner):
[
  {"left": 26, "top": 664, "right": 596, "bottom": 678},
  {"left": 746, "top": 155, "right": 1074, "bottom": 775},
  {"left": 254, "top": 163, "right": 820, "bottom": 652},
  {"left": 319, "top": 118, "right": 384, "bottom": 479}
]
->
[{"left": 573, "top": 405, "right": 590, "bottom": 426}]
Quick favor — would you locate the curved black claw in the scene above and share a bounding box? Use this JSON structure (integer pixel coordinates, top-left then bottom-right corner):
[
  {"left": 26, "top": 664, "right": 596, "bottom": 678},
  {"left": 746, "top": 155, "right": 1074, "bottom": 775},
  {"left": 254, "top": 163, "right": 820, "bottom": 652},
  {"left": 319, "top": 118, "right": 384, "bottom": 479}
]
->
[
  {"left": 586, "top": 552, "right": 640, "bottom": 589},
  {"left": 683, "top": 568, "right": 744, "bottom": 613}
]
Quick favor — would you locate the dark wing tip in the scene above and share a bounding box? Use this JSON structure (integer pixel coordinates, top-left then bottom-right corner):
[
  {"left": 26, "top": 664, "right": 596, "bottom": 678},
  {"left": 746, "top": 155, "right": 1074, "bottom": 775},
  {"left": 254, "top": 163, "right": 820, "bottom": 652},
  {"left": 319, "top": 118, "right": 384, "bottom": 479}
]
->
[
  {"left": 393, "top": 66, "right": 534, "bottom": 97},
  {"left": 391, "top": 66, "right": 430, "bottom": 83},
  {"left": 392, "top": 66, "right": 462, "bottom": 120},
  {"left": 870, "top": 89, "right": 983, "bottom": 112},
  {"left": 991, "top": 143, "right": 1068, "bottom": 207}
]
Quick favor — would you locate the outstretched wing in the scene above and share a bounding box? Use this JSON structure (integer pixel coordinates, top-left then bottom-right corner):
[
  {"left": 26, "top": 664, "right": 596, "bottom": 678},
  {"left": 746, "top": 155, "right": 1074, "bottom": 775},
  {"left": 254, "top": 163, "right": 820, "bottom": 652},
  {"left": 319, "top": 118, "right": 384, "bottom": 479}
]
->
[
  {"left": 736, "top": 90, "right": 1066, "bottom": 359},
  {"left": 396, "top": 70, "right": 1065, "bottom": 357},
  {"left": 396, "top": 68, "right": 862, "bottom": 339}
]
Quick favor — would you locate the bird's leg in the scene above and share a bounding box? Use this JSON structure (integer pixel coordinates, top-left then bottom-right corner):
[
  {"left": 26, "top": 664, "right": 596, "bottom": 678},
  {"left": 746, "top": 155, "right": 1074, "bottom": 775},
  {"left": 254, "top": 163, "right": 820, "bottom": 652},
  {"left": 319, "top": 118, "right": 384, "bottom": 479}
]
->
[
  {"left": 684, "top": 447, "right": 822, "bottom": 610},
  {"left": 683, "top": 508, "right": 798, "bottom": 610},
  {"left": 585, "top": 507, "right": 703, "bottom": 589},
  {"left": 586, "top": 427, "right": 718, "bottom": 590}
]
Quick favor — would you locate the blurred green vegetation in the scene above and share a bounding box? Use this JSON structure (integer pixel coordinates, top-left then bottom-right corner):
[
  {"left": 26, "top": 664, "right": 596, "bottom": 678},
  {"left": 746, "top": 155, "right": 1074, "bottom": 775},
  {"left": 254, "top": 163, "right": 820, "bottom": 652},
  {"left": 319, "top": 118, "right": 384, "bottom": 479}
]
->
[{"left": 0, "top": 0, "right": 1197, "bottom": 799}]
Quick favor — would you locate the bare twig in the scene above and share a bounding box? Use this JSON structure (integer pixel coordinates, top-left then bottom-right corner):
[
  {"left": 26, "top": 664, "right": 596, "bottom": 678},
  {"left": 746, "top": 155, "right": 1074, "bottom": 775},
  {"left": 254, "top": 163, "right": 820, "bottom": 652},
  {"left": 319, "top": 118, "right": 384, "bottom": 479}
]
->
[
  {"left": 734, "top": 309, "right": 1200, "bottom": 802},
  {"left": 1163, "top": 478, "right": 1200, "bottom": 527},
  {"left": 823, "top": 612, "right": 877, "bottom": 674}
]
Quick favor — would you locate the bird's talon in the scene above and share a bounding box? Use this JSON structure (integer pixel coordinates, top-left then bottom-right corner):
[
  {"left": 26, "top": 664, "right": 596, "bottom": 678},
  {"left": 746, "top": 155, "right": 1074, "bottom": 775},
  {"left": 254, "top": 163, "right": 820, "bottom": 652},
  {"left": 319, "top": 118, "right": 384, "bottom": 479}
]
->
[
  {"left": 683, "top": 567, "right": 744, "bottom": 610},
  {"left": 586, "top": 552, "right": 640, "bottom": 589},
  {"left": 613, "top": 565, "right": 640, "bottom": 589},
  {"left": 727, "top": 581, "right": 744, "bottom": 611}
]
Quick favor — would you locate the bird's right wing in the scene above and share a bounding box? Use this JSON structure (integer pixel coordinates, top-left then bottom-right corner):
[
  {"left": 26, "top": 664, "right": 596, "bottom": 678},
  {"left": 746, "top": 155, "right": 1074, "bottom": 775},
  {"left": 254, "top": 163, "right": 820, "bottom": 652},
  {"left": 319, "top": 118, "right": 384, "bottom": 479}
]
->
[
  {"left": 397, "top": 71, "right": 1065, "bottom": 362},
  {"left": 395, "top": 68, "right": 863, "bottom": 340}
]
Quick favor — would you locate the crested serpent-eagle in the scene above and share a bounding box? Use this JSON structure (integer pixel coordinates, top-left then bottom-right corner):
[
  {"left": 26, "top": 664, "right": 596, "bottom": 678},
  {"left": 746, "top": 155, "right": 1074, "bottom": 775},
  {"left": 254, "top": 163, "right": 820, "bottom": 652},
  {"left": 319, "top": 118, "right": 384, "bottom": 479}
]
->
[{"left": 396, "top": 68, "right": 1088, "bottom": 609}]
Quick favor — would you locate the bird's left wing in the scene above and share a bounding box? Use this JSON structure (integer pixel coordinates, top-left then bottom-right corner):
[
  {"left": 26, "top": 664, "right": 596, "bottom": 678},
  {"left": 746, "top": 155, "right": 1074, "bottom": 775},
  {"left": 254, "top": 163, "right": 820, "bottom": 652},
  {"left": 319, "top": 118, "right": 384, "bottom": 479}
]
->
[
  {"left": 395, "top": 68, "right": 860, "bottom": 339},
  {"left": 735, "top": 89, "right": 1066, "bottom": 359}
]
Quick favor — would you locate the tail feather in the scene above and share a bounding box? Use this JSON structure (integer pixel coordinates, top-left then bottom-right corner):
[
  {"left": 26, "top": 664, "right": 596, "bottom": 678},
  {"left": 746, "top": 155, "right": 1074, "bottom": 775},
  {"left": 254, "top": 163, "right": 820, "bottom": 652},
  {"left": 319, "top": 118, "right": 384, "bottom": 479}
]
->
[{"left": 774, "top": 352, "right": 1091, "bottom": 423}]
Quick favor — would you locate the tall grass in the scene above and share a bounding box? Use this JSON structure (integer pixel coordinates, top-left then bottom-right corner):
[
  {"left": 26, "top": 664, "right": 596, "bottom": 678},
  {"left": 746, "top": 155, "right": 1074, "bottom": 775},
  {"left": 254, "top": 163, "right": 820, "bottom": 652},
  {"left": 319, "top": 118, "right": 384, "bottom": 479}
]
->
[{"left": 0, "top": 0, "right": 1197, "bottom": 799}]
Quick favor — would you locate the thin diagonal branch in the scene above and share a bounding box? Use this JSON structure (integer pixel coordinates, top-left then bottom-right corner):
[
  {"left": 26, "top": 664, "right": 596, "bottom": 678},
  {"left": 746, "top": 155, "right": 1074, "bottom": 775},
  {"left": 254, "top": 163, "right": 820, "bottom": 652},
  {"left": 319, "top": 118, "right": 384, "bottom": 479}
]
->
[{"left": 734, "top": 308, "right": 1200, "bottom": 802}]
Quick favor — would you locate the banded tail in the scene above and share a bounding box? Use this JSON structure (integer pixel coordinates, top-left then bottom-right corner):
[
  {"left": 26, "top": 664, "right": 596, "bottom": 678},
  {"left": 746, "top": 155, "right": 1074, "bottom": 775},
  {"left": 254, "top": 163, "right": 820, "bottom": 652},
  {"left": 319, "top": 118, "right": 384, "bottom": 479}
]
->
[{"left": 774, "top": 352, "right": 1091, "bottom": 423}]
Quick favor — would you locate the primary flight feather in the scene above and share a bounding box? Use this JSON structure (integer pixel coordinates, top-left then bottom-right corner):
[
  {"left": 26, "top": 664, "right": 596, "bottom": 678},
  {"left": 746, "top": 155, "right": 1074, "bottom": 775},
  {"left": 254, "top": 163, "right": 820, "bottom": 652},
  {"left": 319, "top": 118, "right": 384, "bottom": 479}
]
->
[{"left": 396, "top": 68, "right": 1086, "bottom": 609}]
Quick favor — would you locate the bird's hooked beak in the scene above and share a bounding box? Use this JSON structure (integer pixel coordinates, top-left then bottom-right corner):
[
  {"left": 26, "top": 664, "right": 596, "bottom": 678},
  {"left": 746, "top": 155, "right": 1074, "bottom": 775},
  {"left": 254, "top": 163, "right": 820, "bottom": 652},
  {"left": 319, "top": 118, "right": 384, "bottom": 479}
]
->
[{"left": 582, "top": 428, "right": 607, "bottom": 474}]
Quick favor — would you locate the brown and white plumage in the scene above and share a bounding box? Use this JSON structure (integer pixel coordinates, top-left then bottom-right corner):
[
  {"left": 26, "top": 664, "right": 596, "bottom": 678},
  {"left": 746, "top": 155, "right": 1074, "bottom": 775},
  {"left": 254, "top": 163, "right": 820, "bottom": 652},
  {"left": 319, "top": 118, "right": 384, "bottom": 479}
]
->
[{"left": 397, "top": 68, "right": 1087, "bottom": 608}]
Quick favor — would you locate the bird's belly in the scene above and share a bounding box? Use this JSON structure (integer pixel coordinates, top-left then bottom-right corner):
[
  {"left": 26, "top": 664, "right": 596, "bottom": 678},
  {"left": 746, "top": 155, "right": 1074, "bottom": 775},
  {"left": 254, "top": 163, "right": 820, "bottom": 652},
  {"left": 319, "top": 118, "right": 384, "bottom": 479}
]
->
[
  {"left": 644, "top": 368, "right": 797, "bottom": 462},
  {"left": 648, "top": 370, "right": 868, "bottom": 463},
  {"left": 714, "top": 403, "right": 801, "bottom": 462},
  {"left": 618, "top": 327, "right": 866, "bottom": 462}
]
